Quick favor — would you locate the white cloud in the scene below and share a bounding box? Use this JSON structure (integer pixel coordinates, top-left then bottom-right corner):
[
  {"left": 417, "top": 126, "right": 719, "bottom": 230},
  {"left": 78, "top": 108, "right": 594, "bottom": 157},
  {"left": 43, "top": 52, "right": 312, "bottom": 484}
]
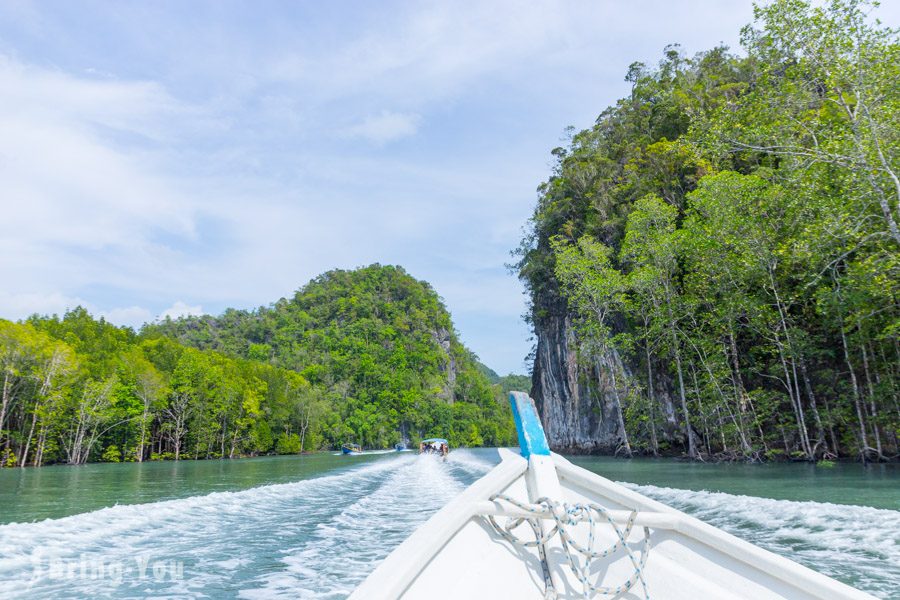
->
[
  {"left": 99, "top": 306, "right": 154, "bottom": 328},
  {"left": 341, "top": 111, "right": 421, "bottom": 144},
  {"left": 265, "top": 1, "right": 570, "bottom": 99},
  {"left": 0, "top": 291, "right": 89, "bottom": 319},
  {"left": 158, "top": 301, "right": 204, "bottom": 321},
  {"left": 0, "top": 291, "right": 155, "bottom": 330},
  {"left": 0, "top": 55, "right": 199, "bottom": 277},
  {"left": 0, "top": 53, "right": 226, "bottom": 329}
]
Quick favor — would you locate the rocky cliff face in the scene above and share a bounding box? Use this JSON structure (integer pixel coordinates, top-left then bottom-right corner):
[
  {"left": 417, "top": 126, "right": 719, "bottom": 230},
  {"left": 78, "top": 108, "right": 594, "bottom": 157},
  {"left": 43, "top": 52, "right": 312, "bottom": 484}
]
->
[
  {"left": 433, "top": 327, "right": 457, "bottom": 401},
  {"left": 531, "top": 310, "right": 678, "bottom": 454},
  {"left": 531, "top": 313, "right": 619, "bottom": 452}
]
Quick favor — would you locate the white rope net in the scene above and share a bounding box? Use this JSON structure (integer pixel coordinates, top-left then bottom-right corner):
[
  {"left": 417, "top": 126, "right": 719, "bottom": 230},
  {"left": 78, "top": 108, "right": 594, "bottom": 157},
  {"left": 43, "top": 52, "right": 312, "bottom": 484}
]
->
[{"left": 485, "top": 494, "right": 651, "bottom": 600}]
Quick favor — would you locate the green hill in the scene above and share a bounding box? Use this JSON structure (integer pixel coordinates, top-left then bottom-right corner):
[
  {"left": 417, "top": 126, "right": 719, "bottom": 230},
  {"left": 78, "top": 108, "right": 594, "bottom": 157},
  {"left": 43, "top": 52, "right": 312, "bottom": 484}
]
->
[
  {"left": 0, "top": 265, "right": 516, "bottom": 467},
  {"left": 143, "top": 264, "right": 516, "bottom": 450}
]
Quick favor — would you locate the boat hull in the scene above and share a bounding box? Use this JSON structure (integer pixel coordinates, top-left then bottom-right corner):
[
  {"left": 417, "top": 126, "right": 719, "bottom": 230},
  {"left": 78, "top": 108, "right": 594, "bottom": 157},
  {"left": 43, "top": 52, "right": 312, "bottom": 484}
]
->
[
  {"left": 350, "top": 392, "right": 875, "bottom": 600},
  {"left": 350, "top": 450, "right": 875, "bottom": 599}
]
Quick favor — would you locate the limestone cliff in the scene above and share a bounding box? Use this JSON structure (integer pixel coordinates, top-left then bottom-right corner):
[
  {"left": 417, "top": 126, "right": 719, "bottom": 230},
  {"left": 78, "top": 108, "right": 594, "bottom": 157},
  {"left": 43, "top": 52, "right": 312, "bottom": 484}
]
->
[{"left": 530, "top": 307, "right": 678, "bottom": 454}]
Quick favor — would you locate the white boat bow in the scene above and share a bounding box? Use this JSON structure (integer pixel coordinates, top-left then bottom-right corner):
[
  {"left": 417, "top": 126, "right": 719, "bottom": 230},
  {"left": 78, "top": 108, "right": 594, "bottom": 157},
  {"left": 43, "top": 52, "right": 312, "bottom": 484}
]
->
[{"left": 349, "top": 392, "right": 876, "bottom": 600}]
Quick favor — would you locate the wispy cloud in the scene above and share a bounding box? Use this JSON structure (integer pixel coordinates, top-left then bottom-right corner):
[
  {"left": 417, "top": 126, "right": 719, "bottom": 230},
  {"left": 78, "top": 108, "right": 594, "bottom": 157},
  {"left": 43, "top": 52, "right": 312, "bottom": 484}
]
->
[
  {"left": 341, "top": 111, "right": 421, "bottom": 144},
  {"left": 0, "top": 56, "right": 197, "bottom": 249},
  {"left": 159, "top": 301, "right": 204, "bottom": 321},
  {"left": 101, "top": 306, "right": 153, "bottom": 327},
  {"left": 0, "top": 291, "right": 89, "bottom": 319}
]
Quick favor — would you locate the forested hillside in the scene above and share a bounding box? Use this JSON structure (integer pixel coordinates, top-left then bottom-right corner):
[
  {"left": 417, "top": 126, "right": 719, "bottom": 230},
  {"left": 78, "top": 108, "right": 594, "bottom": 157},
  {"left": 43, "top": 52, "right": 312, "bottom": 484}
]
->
[
  {"left": 146, "top": 264, "right": 515, "bottom": 449},
  {"left": 516, "top": 0, "right": 898, "bottom": 461},
  {"left": 0, "top": 265, "right": 515, "bottom": 467}
]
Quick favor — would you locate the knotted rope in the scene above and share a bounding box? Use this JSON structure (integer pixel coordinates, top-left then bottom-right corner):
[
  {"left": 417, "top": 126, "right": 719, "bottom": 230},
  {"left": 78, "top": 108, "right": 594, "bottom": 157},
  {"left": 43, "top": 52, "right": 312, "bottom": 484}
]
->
[{"left": 486, "top": 494, "right": 651, "bottom": 600}]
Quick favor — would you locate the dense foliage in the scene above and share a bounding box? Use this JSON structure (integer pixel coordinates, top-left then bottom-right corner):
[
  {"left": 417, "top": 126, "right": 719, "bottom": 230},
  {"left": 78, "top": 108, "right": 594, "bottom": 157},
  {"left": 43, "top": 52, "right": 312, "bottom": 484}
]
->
[
  {"left": 0, "top": 265, "right": 516, "bottom": 467},
  {"left": 0, "top": 310, "right": 302, "bottom": 466},
  {"left": 517, "top": 0, "right": 898, "bottom": 461}
]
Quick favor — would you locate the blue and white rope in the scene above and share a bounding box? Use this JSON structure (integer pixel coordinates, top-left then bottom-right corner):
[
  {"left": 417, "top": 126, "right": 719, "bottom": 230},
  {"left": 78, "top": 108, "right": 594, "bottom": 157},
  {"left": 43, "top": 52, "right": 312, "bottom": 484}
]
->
[{"left": 486, "top": 494, "right": 651, "bottom": 600}]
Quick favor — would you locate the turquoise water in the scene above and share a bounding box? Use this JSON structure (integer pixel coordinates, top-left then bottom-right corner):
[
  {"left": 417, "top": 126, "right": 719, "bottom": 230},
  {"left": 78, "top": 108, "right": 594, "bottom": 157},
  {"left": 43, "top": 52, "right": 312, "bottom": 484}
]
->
[
  {"left": 0, "top": 451, "right": 897, "bottom": 598},
  {"left": 568, "top": 456, "right": 900, "bottom": 510},
  {"left": 0, "top": 452, "right": 381, "bottom": 525}
]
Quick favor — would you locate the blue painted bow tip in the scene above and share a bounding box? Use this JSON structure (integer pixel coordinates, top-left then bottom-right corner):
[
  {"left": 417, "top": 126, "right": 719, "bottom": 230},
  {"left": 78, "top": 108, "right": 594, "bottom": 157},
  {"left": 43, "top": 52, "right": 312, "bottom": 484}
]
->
[{"left": 509, "top": 391, "right": 551, "bottom": 458}]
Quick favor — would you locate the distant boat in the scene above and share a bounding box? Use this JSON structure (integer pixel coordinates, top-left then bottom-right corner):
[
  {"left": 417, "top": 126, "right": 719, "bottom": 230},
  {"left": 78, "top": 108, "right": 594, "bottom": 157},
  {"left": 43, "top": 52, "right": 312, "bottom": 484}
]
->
[
  {"left": 418, "top": 438, "right": 449, "bottom": 457},
  {"left": 349, "top": 392, "right": 875, "bottom": 600},
  {"left": 394, "top": 443, "right": 407, "bottom": 452},
  {"left": 341, "top": 443, "right": 362, "bottom": 455}
]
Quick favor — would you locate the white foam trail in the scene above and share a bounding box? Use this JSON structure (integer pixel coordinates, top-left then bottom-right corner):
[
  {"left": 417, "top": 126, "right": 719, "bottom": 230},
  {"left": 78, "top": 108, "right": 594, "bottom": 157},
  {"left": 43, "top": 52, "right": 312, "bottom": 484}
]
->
[
  {"left": 625, "top": 483, "right": 900, "bottom": 599},
  {"left": 0, "top": 457, "right": 404, "bottom": 598},
  {"left": 444, "top": 448, "right": 498, "bottom": 476},
  {"left": 239, "top": 454, "right": 467, "bottom": 599},
  {"left": 0, "top": 450, "right": 493, "bottom": 599}
]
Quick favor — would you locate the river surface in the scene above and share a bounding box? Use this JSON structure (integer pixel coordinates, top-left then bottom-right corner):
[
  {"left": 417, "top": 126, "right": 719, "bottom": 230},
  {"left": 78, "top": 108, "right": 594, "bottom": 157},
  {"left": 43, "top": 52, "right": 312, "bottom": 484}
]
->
[{"left": 0, "top": 451, "right": 897, "bottom": 599}]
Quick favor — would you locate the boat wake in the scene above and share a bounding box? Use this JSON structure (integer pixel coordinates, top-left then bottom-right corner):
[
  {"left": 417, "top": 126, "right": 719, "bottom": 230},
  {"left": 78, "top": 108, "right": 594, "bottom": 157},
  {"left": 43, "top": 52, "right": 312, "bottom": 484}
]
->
[
  {"left": 0, "top": 451, "right": 494, "bottom": 599},
  {"left": 626, "top": 483, "right": 900, "bottom": 599},
  {"left": 239, "top": 454, "right": 467, "bottom": 599}
]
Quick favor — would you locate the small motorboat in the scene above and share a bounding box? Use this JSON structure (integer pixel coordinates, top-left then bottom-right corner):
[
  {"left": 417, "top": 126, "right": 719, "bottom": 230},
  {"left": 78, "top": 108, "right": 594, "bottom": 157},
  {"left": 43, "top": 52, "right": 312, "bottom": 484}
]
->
[
  {"left": 395, "top": 443, "right": 408, "bottom": 452},
  {"left": 341, "top": 443, "right": 362, "bottom": 455},
  {"left": 349, "top": 392, "right": 875, "bottom": 600},
  {"left": 419, "top": 438, "right": 449, "bottom": 458}
]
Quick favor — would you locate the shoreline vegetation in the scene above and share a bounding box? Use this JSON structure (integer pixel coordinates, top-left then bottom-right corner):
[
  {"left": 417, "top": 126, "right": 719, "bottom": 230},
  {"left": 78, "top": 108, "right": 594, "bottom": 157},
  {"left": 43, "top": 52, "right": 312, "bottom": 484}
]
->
[
  {"left": 0, "top": 265, "right": 520, "bottom": 468},
  {"left": 515, "top": 0, "right": 898, "bottom": 463}
]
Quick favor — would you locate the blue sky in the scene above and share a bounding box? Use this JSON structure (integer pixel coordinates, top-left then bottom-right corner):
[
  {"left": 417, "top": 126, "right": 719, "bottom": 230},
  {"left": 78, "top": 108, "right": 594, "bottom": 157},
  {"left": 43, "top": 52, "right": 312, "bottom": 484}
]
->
[{"left": 2, "top": 1, "right": 895, "bottom": 375}]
